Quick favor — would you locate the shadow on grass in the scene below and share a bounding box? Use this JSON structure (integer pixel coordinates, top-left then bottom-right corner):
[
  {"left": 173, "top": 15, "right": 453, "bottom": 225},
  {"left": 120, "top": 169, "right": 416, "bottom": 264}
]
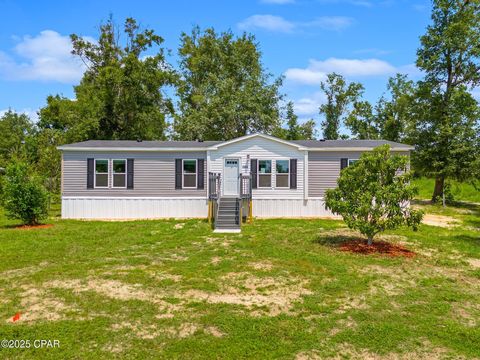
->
[
  {"left": 313, "top": 233, "right": 417, "bottom": 257},
  {"left": 313, "top": 234, "right": 363, "bottom": 247},
  {"left": 1, "top": 223, "right": 54, "bottom": 230},
  {"left": 451, "top": 234, "right": 480, "bottom": 247},
  {"left": 412, "top": 199, "right": 480, "bottom": 229},
  {"left": 412, "top": 199, "right": 480, "bottom": 212}
]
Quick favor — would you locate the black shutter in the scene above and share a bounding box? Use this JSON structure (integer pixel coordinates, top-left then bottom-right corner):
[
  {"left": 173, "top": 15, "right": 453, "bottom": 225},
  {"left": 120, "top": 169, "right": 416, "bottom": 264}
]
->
[
  {"left": 87, "top": 158, "right": 94, "bottom": 189},
  {"left": 175, "top": 159, "right": 182, "bottom": 189},
  {"left": 127, "top": 159, "right": 134, "bottom": 189},
  {"left": 290, "top": 159, "right": 297, "bottom": 189},
  {"left": 340, "top": 158, "right": 348, "bottom": 170},
  {"left": 251, "top": 159, "right": 257, "bottom": 189},
  {"left": 197, "top": 159, "right": 205, "bottom": 189}
]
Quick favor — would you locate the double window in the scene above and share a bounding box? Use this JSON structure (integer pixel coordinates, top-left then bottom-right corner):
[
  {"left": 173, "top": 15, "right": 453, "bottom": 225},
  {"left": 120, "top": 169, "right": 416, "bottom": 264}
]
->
[
  {"left": 94, "top": 159, "right": 127, "bottom": 188},
  {"left": 256, "top": 159, "right": 294, "bottom": 189},
  {"left": 182, "top": 159, "right": 197, "bottom": 188},
  {"left": 275, "top": 160, "right": 289, "bottom": 188},
  {"left": 258, "top": 160, "right": 272, "bottom": 188}
]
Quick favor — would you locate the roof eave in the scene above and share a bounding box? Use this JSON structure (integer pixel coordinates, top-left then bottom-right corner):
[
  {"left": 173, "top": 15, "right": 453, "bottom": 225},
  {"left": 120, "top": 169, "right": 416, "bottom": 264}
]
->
[
  {"left": 57, "top": 146, "right": 210, "bottom": 152},
  {"left": 306, "top": 146, "right": 414, "bottom": 151}
]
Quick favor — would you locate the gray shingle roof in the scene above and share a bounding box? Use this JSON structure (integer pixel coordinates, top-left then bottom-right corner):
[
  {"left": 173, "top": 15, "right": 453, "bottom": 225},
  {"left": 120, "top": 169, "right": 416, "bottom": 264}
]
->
[
  {"left": 59, "top": 140, "right": 222, "bottom": 148},
  {"left": 58, "top": 138, "right": 413, "bottom": 150}
]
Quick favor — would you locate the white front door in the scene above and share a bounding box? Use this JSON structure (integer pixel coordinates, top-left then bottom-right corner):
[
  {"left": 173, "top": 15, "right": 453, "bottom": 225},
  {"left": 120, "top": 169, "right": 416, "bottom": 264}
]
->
[{"left": 223, "top": 159, "right": 239, "bottom": 196}]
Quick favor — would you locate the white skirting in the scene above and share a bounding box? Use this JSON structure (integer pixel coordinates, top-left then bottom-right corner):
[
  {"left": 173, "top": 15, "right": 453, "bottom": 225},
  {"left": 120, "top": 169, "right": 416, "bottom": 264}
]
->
[
  {"left": 61, "top": 197, "right": 337, "bottom": 220},
  {"left": 252, "top": 198, "right": 338, "bottom": 218},
  {"left": 61, "top": 197, "right": 208, "bottom": 219}
]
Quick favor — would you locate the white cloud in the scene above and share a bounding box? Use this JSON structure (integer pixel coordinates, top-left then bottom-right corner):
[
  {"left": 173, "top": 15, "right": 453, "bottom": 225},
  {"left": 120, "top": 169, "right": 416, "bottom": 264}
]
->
[
  {"left": 305, "top": 16, "right": 353, "bottom": 31},
  {"left": 285, "top": 57, "right": 401, "bottom": 85},
  {"left": 0, "top": 108, "right": 39, "bottom": 122},
  {"left": 237, "top": 14, "right": 353, "bottom": 33},
  {"left": 238, "top": 15, "right": 295, "bottom": 33},
  {"left": 292, "top": 91, "right": 325, "bottom": 115},
  {"left": 0, "top": 30, "right": 90, "bottom": 83},
  {"left": 397, "top": 63, "right": 423, "bottom": 78},
  {"left": 260, "top": 0, "right": 295, "bottom": 3},
  {"left": 284, "top": 68, "right": 327, "bottom": 85},
  {"left": 311, "top": 58, "right": 397, "bottom": 76}
]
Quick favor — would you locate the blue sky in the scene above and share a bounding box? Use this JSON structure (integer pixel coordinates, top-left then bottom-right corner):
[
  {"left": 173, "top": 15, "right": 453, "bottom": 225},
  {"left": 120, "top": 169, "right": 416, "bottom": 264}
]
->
[{"left": 0, "top": 0, "right": 432, "bottom": 126}]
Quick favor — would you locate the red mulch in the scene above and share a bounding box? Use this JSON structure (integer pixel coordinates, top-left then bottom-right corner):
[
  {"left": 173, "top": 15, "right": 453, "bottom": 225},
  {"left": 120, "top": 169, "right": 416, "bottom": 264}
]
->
[
  {"left": 339, "top": 239, "right": 416, "bottom": 257},
  {"left": 14, "top": 224, "right": 53, "bottom": 230}
]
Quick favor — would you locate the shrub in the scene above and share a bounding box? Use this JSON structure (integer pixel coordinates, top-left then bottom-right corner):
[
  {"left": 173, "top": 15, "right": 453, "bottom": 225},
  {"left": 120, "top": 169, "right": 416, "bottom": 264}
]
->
[
  {"left": 2, "top": 161, "right": 48, "bottom": 225},
  {"left": 325, "top": 145, "right": 423, "bottom": 245}
]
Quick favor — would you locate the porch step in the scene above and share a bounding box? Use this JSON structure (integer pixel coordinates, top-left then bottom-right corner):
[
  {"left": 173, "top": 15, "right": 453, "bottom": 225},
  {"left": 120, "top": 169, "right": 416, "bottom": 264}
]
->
[{"left": 214, "top": 197, "right": 240, "bottom": 231}]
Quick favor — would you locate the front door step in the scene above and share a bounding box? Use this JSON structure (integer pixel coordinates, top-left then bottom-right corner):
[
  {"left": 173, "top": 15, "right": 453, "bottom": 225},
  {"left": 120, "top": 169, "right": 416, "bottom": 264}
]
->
[{"left": 213, "top": 228, "right": 241, "bottom": 233}]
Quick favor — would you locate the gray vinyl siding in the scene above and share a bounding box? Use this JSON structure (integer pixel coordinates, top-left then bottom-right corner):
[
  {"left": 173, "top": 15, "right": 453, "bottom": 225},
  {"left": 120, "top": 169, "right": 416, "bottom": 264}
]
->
[
  {"left": 308, "top": 151, "right": 410, "bottom": 197},
  {"left": 62, "top": 151, "right": 207, "bottom": 197}
]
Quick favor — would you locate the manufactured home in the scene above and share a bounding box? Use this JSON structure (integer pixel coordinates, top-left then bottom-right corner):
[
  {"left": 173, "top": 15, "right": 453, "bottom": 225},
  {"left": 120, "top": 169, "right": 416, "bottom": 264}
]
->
[{"left": 58, "top": 133, "right": 413, "bottom": 231}]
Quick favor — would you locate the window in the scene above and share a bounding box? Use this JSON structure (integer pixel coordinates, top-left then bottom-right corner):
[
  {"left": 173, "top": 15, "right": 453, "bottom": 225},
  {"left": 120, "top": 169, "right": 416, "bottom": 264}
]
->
[
  {"left": 258, "top": 160, "right": 272, "bottom": 188},
  {"left": 276, "top": 160, "right": 289, "bottom": 188},
  {"left": 183, "top": 159, "right": 197, "bottom": 188},
  {"left": 112, "top": 159, "right": 127, "bottom": 188},
  {"left": 348, "top": 159, "right": 359, "bottom": 166},
  {"left": 95, "top": 159, "right": 109, "bottom": 188}
]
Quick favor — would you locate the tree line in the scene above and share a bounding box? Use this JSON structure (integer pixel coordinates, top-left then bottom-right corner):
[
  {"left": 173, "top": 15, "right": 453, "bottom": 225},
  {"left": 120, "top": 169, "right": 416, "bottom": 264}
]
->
[{"left": 1, "top": 0, "right": 479, "bottom": 203}]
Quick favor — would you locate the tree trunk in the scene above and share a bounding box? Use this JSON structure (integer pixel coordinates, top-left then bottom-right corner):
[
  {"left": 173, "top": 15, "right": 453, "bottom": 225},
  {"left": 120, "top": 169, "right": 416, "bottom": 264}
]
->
[
  {"left": 432, "top": 176, "right": 444, "bottom": 203},
  {"left": 442, "top": 186, "right": 446, "bottom": 208},
  {"left": 367, "top": 236, "right": 373, "bottom": 246}
]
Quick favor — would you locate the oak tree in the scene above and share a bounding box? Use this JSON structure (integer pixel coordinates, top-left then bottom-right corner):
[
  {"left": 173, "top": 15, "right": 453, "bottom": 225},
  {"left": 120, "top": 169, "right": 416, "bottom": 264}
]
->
[
  {"left": 413, "top": 0, "right": 480, "bottom": 201},
  {"left": 175, "top": 27, "right": 282, "bottom": 140}
]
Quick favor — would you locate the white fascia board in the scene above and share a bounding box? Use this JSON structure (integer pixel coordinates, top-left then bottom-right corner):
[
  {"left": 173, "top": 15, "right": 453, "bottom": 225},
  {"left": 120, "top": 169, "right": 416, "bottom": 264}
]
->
[
  {"left": 306, "top": 147, "right": 414, "bottom": 151},
  {"left": 206, "top": 133, "right": 308, "bottom": 151},
  {"left": 61, "top": 196, "right": 208, "bottom": 200},
  {"left": 57, "top": 147, "right": 209, "bottom": 152}
]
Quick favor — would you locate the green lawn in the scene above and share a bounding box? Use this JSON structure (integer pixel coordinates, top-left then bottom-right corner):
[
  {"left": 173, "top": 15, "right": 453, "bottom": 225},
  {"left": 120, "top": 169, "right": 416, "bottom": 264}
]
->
[
  {"left": 413, "top": 177, "right": 480, "bottom": 203},
  {"left": 0, "top": 204, "right": 479, "bottom": 359}
]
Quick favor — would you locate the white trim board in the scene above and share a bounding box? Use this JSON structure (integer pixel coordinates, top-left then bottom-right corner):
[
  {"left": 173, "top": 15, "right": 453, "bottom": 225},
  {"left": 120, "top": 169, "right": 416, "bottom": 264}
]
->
[
  {"left": 57, "top": 147, "right": 211, "bottom": 152},
  {"left": 306, "top": 147, "right": 413, "bottom": 151},
  {"left": 62, "top": 196, "right": 208, "bottom": 200},
  {"left": 207, "top": 133, "right": 308, "bottom": 151}
]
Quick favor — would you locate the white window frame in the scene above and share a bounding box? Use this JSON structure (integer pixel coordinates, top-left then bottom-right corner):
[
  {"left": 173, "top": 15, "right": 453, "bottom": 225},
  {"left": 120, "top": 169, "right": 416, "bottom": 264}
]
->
[
  {"left": 94, "top": 159, "right": 109, "bottom": 189},
  {"left": 182, "top": 159, "right": 198, "bottom": 189},
  {"left": 257, "top": 159, "right": 272, "bottom": 189},
  {"left": 112, "top": 159, "right": 127, "bottom": 189},
  {"left": 275, "top": 159, "right": 290, "bottom": 188},
  {"left": 348, "top": 159, "right": 359, "bottom": 166}
]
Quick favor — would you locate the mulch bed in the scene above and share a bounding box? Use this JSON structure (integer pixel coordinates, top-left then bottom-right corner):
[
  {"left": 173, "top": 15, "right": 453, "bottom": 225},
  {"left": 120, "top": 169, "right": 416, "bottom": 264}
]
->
[
  {"left": 14, "top": 224, "right": 54, "bottom": 230},
  {"left": 339, "top": 239, "right": 416, "bottom": 257}
]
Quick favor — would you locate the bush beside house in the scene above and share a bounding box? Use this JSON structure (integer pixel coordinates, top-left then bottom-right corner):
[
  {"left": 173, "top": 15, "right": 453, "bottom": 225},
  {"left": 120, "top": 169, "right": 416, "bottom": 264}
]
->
[
  {"left": 2, "top": 160, "right": 49, "bottom": 225},
  {"left": 325, "top": 145, "right": 423, "bottom": 245}
]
